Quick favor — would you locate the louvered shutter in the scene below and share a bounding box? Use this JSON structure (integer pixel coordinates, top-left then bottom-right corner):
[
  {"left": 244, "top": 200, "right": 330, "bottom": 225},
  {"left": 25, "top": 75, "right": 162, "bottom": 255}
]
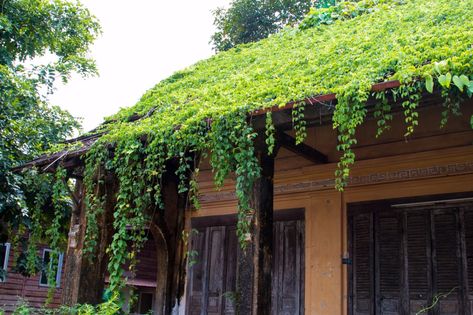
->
[
  {"left": 431, "top": 210, "right": 462, "bottom": 315},
  {"left": 350, "top": 200, "right": 473, "bottom": 315},
  {"left": 406, "top": 211, "right": 431, "bottom": 314},
  {"left": 351, "top": 211, "right": 374, "bottom": 315},
  {"left": 376, "top": 212, "right": 403, "bottom": 314},
  {"left": 464, "top": 208, "right": 473, "bottom": 314}
]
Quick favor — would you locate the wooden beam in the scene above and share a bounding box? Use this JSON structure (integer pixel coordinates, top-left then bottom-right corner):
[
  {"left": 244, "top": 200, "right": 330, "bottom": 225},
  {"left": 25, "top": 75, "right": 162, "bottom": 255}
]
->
[
  {"left": 237, "top": 140, "right": 276, "bottom": 315},
  {"left": 276, "top": 130, "right": 328, "bottom": 164},
  {"left": 251, "top": 80, "right": 401, "bottom": 116}
]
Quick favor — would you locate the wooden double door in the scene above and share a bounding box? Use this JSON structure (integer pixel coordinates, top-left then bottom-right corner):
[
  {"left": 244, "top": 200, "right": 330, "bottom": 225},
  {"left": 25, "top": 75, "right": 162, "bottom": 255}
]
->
[
  {"left": 186, "top": 211, "right": 305, "bottom": 315},
  {"left": 349, "top": 198, "right": 473, "bottom": 315}
]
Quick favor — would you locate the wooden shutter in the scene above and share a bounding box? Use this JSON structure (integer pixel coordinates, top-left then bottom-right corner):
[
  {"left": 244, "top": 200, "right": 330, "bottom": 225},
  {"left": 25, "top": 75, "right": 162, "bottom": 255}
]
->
[
  {"left": 431, "top": 210, "right": 462, "bottom": 315},
  {"left": 206, "top": 227, "right": 227, "bottom": 314},
  {"left": 187, "top": 214, "right": 304, "bottom": 315},
  {"left": 463, "top": 207, "right": 473, "bottom": 314},
  {"left": 406, "top": 211, "right": 431, "bottom": 314},
  {"left": 272, "top": 220, "right": 304, "bottom": 315},
  {"left": 351, "top": 211, "right": 374, "bottom": 315},
  {"left": 350, "top": 200, "right": 473, "bottom": 315},
  {"left": 376, "top": 211, "right": 403, "bottom": 314}
]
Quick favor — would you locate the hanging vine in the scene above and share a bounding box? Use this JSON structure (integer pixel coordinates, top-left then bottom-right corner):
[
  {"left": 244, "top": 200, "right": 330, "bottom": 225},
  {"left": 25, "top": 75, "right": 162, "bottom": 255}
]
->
[
  {"left": 45, "top": 167, "right": 71, "bottom": 302},
  {"left": 83, "top": 143, "right": 109, "bottom": 258}
]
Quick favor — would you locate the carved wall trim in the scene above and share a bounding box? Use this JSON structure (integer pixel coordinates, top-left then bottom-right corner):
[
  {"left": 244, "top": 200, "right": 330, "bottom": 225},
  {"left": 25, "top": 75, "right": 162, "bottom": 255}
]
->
[{"left": 200, "top": 161, "right": 473, "bottom": 203}]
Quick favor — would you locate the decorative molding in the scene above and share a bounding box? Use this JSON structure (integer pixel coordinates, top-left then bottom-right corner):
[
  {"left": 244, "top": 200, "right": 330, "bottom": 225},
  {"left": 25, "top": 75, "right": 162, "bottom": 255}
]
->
[{"left": 199, "top": 161, "right": 473, "bottom": 203}]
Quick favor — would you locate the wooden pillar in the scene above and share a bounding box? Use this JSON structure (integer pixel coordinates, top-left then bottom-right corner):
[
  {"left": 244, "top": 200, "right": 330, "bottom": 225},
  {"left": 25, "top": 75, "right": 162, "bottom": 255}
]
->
[
  {"left": 61, "top": 175, "right": 116, "bottom": 305},
  {"left": 61, "top": 178, "right": 85, "bottom": 305},
  {"left": 163, "top": 167, "right": 189, "bottom": 313},
  {"left": 150, "top": 165, "right": 189, "bottom": 314},
  {"left": 237, "top": 141, "right": 276, "bottom": 315}
]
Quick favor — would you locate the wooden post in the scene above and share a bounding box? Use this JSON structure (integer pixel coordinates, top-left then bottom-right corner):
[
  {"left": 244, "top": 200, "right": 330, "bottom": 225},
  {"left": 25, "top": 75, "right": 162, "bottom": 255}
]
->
[
  {"left": 61, "top": 179, "right": 85, "bottom": 305},
  {"left": 149, "top": 164, "right": 189, "bottom": 314},
  {"left": 237, "top": 139, "right": 276, "bottom": 315},
  {"left": 162, "top": 166, "right": 189, "bottom": 313},
  {"left": 61, "top": 175, "right": 116, "bottom": 305}
]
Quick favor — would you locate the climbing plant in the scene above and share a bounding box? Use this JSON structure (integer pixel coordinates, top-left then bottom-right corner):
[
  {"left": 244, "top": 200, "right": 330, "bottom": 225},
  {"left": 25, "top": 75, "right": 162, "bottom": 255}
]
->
[{"left": 47, "top": 0, "right": 473, "bottom": 295}]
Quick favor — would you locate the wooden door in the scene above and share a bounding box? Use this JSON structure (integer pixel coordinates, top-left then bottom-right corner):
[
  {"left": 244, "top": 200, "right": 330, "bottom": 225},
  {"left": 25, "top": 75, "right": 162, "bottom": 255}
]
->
[
  {"left": 186, "top": 215, "right": 304, "bottom": 315},
  {"left": 349, "top": 199, "right": 473, "bottom": 315}
]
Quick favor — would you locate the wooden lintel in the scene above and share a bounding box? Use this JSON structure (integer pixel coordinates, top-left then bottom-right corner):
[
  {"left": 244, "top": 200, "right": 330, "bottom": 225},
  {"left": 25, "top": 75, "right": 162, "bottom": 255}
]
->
[{"left": 276, "top": 130, "right": 328, "bottom": 164}]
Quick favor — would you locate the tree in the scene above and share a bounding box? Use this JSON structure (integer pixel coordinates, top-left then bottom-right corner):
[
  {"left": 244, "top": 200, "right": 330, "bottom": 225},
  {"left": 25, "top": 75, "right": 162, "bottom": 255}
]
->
[
  {"left": 210, "top": 0, "right": 337, "bottom": 52},
  {"left": 0, "top": 0, "right": 101, "bottom": 242}
]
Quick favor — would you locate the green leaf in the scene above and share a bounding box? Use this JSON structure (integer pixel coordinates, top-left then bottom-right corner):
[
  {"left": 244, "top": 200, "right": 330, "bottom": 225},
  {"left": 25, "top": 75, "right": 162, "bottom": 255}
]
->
[
  {"left": 438, "top": 73, "right": 452, "bottom": 88},
  {"left": 460, "top": 75, "right": 470, "bottom": 86},
  {"left": 425, "top": 74, "right": 434, "bottom": 93},
  {"left": 468, "top": 82, "right": 473, "bottom": 98},
  {"left": 445, "top": 72, "right": 452, "bottom": 88},
  {"left": 453, "top": 75, "right": 464, "bottom": 92},
  {"left": 433, "top": 61, "right": 443, "bottom": 75}
]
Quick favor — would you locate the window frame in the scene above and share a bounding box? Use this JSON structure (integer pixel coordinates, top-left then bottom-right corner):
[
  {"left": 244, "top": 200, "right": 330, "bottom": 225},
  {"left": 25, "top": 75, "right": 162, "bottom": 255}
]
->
[
  {"left": 0, "top": 243, "right": 11, "bottom": 282},
  {"left": 39, "top": 248, "right": 64, "bottom": 288}
]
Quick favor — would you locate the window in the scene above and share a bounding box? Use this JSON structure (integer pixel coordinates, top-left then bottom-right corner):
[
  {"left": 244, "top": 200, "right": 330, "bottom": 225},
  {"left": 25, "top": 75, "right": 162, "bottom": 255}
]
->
[
  {"left": 39, "top": 249, "right": 64, "bottom": 287},
  {"left": 0, "top": 243, "right": 11, "bottom": 282},
  {"left": 131, "top": 292, "right": 154, "bottom": 315}
]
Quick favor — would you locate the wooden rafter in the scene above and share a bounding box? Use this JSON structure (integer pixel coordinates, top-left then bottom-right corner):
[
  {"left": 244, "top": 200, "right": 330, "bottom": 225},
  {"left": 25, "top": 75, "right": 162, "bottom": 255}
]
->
[{"left": 276, "top": 130, "right": 328, "bottom": 164}]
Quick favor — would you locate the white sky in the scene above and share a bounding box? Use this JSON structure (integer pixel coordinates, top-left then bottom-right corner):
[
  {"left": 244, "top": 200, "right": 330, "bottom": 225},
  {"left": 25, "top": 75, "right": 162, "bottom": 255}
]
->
[{"left": 50, "top": 0, "right": 230, "bottom": 132}]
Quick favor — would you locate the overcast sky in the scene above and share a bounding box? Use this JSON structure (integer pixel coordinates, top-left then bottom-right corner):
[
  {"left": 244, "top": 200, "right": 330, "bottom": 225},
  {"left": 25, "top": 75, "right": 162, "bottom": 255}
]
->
[{"left": 50, "top": 0, "right": 230, "bottom": 132}]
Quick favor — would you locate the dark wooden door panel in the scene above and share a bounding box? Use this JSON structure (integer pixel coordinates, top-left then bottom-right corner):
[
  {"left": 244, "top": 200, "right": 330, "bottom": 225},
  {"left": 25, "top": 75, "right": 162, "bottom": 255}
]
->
[
  {"left": 431, "top": 211, "right": 462, "bottom": 315},
  {"left": 273, "top": 220, "right": 304, "bottom": 315},
  {"left": 349, "top": 199, "right": 473, "bottom": 315},
  {"left": 352, "top": 212, "right": 374, "bottom": 315},
  {"left": 406, "top": 212, "right": 431, "bottom": 315},
  {"left": 376, "top": 213, "right": 402, "bottom": 315},
  {"left": 207, "top": 227, "right": 226, "bottom": 314},
  {"left": 186, "top": 217, "right": 304, "bottom": 315},
  {"left": 464, "top": 209, "right": 473, "bottom": 314}
]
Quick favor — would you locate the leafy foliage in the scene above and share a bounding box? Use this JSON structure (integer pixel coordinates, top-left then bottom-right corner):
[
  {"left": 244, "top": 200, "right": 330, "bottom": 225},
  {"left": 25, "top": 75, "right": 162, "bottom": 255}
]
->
[
  {"left": 0, "top": 294, "right": 120, "bottom": 315},
  {"left": 299, "top": 0, "right": 404, "bottom": 29},
  {"left": 0, "top": 0, "right": 101, "bottom": 243}
]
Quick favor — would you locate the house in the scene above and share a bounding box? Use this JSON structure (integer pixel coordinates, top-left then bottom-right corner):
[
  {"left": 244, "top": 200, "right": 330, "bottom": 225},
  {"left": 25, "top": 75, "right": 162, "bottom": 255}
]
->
[
  {"left": 0, "top": 238, "right": 158, "bottom": 314},
  {"left": 10, "top": 0, "right": 473, "bottom": 314},
  {"left": 0, "top": 242, "right": 64, "bottom": 312}
]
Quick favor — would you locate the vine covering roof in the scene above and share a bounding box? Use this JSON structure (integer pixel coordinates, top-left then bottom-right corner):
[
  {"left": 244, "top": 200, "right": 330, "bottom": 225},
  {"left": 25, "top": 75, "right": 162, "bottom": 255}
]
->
[{"left": 100, "top": 0, "right": 472, "bottom": 140}]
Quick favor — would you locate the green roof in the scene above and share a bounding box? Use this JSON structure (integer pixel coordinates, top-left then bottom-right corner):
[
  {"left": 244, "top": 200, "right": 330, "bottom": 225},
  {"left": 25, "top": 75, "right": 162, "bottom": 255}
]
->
[{"left": 102, "top": 0, "right": 473, "bottom": 140}]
